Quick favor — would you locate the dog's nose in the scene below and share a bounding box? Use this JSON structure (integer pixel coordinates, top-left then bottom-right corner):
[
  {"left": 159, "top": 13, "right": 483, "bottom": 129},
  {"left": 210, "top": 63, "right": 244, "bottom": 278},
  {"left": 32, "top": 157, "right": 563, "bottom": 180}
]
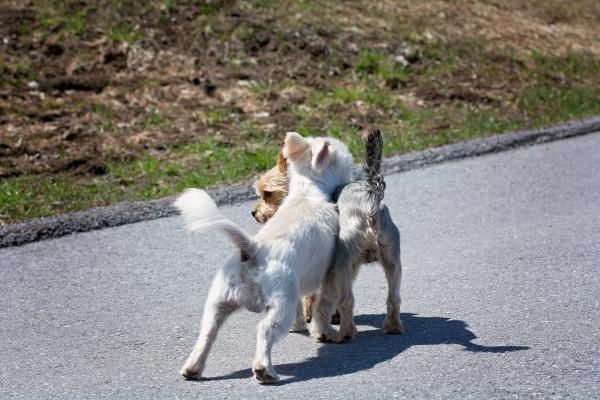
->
[{"left": 251, "top": 210, "right": 256, "bottom": 217}]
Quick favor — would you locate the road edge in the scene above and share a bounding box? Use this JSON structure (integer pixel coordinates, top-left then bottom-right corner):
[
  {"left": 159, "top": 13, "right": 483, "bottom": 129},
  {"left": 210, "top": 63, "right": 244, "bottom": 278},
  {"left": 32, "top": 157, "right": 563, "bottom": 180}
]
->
[{"left": 2, "top": 115, "right": 600, "bottom": 248}]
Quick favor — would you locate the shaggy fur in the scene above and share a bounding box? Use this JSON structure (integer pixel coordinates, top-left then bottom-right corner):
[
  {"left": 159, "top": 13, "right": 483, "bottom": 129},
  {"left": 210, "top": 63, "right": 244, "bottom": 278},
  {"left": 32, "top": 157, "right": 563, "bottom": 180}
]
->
[
  {"left": 252, "top": 129, "right": 404, "bottom": 342},
  {"left": 252, "top": 144, "right": 288, "bottom": 224},
  {"left": 175, "top": 132, "right": 353, "bottom": 383}
]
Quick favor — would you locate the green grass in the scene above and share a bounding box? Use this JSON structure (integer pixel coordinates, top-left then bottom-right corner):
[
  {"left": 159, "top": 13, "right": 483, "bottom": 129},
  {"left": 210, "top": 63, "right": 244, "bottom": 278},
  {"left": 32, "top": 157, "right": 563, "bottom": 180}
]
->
[
  {"left": 37, "top": 7, "right": 89, "bottom": 38},
  {"left": 144, "top": 108, "right": 168, "bottom": 127},
  {"left": 0, "top": 137, "right": 277, "bottom": 222},
  {"left": 107, "top": 20, "right": 144, "bottom": 43},
  {"left": 0, "top": 175, "right": 119, "bottom": 221},
  {"left": 517, "top": 52, "right": 600, "bottom": 123}
]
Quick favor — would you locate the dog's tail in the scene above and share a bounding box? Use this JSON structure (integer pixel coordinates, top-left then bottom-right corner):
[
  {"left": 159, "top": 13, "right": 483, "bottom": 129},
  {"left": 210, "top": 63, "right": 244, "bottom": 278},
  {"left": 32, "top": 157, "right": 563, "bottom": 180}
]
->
[
  {"left": 364, "top": 128, "right": 386, "bottom": 211},
  {"left": 174, "top": 189, "right": 257, "bottom": 263}
]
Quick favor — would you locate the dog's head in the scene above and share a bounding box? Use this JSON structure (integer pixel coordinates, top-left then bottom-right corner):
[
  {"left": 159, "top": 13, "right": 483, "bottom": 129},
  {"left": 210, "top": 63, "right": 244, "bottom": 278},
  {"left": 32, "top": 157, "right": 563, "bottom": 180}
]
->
[
  {"left": 283, "top": 131, "right": 353, "bottom": 192},
  {"left": 252, "top": 132, "right": 353, "bottom": 224},
  {"left": 283, "top": 132, "right": 352, "bottom": 188},
  {"left": 252, "top": 144, "right": 289, "bottom": 224}
]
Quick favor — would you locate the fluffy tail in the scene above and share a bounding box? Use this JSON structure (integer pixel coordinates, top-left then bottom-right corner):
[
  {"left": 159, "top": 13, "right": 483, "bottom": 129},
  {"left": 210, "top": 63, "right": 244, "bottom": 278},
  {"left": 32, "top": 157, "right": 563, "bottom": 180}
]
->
[
  {"left": 364, "top": 128, "right": 386, "bottom": 208},
  {"left": 174, "top": 189, "right": 256, "bottom": 262}
]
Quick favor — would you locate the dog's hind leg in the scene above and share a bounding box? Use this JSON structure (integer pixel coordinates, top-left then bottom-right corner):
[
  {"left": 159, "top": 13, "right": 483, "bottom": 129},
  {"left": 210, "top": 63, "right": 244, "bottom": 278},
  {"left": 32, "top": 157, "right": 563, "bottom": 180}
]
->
[
  {"left": 311, "top": 268, "right": 339, "bottom": 342},
  {"left": 335, "top": 279, "right": 358, "bottom": 342},
  {"left": 253, "top": 292, "right": 296, "bottom": 384},
  {"left": 180, "top": 275, "right": 238, "bottom": 380},
  {"left": 380, "top": 256, "right": 404, "bottom": 334},
  {"left": 290, "top": 300, "right": 308, "bottom": 332},
  {"left": 378, "top": 207, "right": 404, "bottom": 334}
]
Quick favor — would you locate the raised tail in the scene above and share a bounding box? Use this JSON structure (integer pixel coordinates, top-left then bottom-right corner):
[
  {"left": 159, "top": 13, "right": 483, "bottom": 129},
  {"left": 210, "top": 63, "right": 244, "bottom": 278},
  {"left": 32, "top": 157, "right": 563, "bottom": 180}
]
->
[
  {"left": 364, "top": 128, "right": 386, "bottom": 207},
  {"left": 174, "top": 189, "right": 257, "bottom": 263}
]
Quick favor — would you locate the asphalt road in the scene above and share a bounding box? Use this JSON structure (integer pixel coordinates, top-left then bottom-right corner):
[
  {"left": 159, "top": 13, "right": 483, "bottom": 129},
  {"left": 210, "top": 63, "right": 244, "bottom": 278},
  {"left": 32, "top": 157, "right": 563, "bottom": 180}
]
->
[{"left": 1, "top": 132, "right": 599, "bottom": 399}]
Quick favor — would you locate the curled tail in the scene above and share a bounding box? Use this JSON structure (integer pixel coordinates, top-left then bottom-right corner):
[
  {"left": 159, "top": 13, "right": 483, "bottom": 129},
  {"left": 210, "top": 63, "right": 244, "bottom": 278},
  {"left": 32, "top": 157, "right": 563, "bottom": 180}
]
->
[
  {"left": 364, "top": 128, "right": 386, "bottom": 208},
  {"left": 174, "top": 189, "right": 257, "bottom": 263}
]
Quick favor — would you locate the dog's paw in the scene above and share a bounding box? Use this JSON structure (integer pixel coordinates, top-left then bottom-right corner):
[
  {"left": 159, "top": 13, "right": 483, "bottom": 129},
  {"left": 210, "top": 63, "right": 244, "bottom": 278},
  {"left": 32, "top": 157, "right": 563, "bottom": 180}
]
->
[
  {"left": 252, "top": 363, "right": 280, "bottom": 384},
  {"left": 335, "top": 323, "right": 357, "bottom": 343},
  {"left": 180, "top": 366, "right": 201, "bottom": 380},
  {"left": 315, "top": 332, "right": 333, "bottom": 343},
  {"left": 312, "top": 325, "right": 338, "bottom": 343},
  {"left": 290, "top": 319, "right": 308, "bottom": 333},
  {"left": 382, "top": 315, "right": 405, "bottom": 334}
]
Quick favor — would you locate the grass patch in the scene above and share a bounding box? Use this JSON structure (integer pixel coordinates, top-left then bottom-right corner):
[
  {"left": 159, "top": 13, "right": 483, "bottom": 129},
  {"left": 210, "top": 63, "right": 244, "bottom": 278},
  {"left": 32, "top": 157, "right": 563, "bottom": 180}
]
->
[
  {"left": 0, "top": 137, "right": 277, "bottom": 223},
  {"left": 144, "top": 108, "right": 167, "bottom": 127},
  {"left": 0, "top": 175, "right": 118, "bottom": 223},
  {"left": 37, "top": 7, "right": 89, "bottom": 38},
  {"left": 107, "top": 20, "right": 144, "bottom": 43}
]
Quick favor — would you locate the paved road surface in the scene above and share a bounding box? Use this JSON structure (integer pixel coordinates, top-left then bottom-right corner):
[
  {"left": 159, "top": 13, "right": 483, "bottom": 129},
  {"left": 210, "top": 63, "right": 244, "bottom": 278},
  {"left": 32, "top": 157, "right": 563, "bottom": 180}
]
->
[{"left": 2, "top": 133, "right": 599, "bottom": 399}]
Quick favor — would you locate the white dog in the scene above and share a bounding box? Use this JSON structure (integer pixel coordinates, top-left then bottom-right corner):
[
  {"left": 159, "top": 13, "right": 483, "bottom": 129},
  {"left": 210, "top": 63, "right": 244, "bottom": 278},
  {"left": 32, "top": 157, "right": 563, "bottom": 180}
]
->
[{"left": 175, "top": 132, "right": 353, "bottom": 383}]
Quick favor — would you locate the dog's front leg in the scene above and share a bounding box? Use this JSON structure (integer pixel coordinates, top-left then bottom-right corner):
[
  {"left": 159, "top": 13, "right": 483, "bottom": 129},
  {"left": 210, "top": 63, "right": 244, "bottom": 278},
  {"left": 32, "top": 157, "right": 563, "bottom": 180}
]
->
[
  {"left": 253, "top": 294, "right": 296, "bottom": 383},
  {"left": 180, "top": 276, "right": 237, "bottom": 380}
]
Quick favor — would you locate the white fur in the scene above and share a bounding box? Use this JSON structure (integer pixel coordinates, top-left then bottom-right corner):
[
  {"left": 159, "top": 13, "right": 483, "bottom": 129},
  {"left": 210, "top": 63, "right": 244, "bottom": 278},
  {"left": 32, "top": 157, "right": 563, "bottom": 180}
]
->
[{"left": 176, "top": 132, "right": 353, "bottom": 383}]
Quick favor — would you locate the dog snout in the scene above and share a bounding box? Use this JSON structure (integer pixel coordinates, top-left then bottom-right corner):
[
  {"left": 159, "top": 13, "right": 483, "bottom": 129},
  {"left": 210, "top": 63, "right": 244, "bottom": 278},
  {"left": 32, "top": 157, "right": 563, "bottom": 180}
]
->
[{"left": 251, "top": 210, "right": 256, "bottom": 217}]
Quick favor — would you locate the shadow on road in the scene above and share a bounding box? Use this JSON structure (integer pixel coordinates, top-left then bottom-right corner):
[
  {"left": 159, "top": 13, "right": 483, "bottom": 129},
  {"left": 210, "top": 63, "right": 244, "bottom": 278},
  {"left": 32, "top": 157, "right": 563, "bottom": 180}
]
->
[{"left": 205, "top": 313, "right": 529, "bottom": 384}]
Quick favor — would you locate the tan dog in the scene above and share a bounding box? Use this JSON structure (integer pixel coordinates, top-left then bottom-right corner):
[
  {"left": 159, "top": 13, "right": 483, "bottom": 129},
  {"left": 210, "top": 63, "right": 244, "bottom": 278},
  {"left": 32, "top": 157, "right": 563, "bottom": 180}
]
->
[{"left": 252, "top": 143, "right": 288, "bottom": 224}]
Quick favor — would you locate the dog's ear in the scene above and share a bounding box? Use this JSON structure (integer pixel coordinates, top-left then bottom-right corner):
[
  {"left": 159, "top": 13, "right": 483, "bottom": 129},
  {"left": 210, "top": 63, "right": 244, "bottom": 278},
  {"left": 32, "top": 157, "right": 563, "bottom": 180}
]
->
[
  {"left": 311, "top": 140, "right": 331, "bottom": 172},
  {"left": 277, "top": 140, "right": 287, "bottom": 174},
  {"left": 284, "top": 132, "right": 309, "bottom": 163}
]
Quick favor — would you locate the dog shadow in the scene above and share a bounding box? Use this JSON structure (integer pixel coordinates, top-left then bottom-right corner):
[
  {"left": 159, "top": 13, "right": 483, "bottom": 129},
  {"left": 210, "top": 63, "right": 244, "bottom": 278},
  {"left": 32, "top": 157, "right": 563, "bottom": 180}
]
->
[{"left": 205, "top": 313, "right": 529, "bottom": 384}]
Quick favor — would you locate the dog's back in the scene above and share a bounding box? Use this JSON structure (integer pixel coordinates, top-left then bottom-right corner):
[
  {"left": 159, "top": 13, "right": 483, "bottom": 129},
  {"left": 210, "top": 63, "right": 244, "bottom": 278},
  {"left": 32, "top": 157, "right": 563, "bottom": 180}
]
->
[{"left": 333, "top": 129, "right": 398, "bottom": 263}]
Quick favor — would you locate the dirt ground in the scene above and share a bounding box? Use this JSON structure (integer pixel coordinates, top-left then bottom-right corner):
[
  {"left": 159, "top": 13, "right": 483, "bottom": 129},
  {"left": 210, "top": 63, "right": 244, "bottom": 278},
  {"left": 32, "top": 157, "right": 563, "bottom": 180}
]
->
[{"left": 1, "top": 0, "right": 600, "bottom": 222}]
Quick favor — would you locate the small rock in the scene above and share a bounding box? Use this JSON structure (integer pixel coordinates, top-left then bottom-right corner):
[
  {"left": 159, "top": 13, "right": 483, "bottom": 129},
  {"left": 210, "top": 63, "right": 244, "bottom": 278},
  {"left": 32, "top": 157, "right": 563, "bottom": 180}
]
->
[
  {"left": 393, "top": 55, "right": 409, "bottom": 68},
  {"left": 238, "top": 79, "right": 257, "bottom": 88},
  {"left": 27, "top": 81, "right": 39, "bottom": 90},
  {"left": 252, "top": 111, "right": 269, "bottom": 119},
  {"left": 349, "top": 26, "right": 364, "bottom": 35},
  {"left": 422, "top": 31, "right": 434, "bottom": 42}
]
